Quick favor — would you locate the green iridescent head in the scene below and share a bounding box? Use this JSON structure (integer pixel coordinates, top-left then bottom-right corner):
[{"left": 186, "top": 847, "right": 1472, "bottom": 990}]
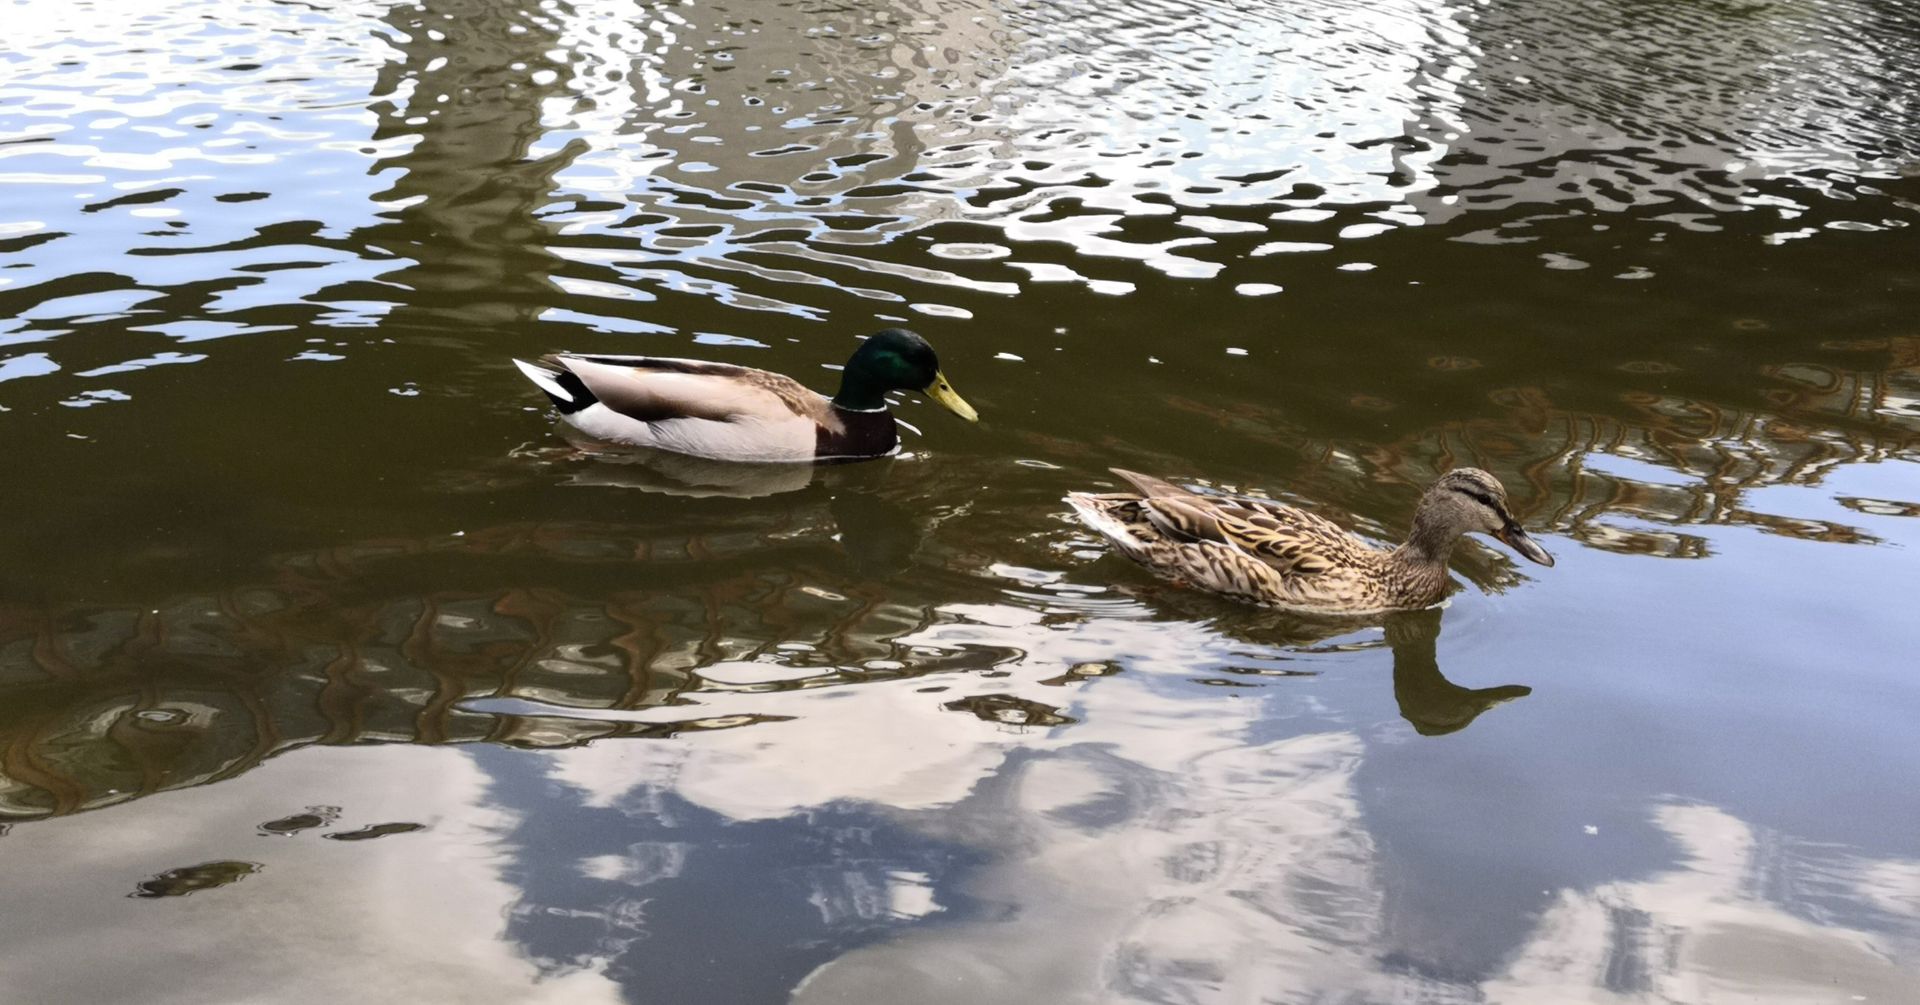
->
[{"left": 832, "top": 328, "right": 978, "bottom": 421}]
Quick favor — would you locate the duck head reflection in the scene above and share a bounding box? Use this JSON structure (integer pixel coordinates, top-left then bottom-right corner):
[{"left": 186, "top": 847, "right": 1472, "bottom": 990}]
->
[
  {"left": 1383, "top": 608, "right": 1531, "bottom": 736},
  {"left": 1127, "top": 588, "right": 1531, "bottom": 735}
]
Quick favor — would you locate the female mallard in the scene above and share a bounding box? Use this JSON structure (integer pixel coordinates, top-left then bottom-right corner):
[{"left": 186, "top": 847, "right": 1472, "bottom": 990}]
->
[
  {"left": 513, "top": 328, "right": 977, "bottom": 463},
  {"left": 1067, "top": 467, "right": 1554, "bottom": 614}
]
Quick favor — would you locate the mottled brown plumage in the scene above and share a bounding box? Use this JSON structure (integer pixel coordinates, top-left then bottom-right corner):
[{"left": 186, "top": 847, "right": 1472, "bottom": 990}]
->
[{"left": 1067, "top": 467, "right": 1554, "bottom": 613}]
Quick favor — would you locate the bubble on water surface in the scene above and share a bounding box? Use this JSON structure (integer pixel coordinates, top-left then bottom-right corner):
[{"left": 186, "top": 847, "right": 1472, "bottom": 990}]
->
[{"left": 928, "top": 243, "right": 1011, "bottom": 260}]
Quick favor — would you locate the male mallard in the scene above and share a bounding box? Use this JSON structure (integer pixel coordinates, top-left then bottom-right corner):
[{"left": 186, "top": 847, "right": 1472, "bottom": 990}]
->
[
  {"left": 1067, "top": 467, "right": 1554, "bottom": 614},
  {"left": 513, "top": 328, "right": 977, "bottom": 463}
]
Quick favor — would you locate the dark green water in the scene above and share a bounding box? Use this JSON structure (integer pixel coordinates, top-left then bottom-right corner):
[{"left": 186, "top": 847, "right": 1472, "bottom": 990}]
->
[{"left": 4, "top": 0, "right": 1919, "bottom": 1000}]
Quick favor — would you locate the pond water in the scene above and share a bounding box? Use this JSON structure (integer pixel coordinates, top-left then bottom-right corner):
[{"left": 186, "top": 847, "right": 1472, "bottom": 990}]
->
[{"left": 4, "top": 0, "right": 1919, "bottom": 1001}]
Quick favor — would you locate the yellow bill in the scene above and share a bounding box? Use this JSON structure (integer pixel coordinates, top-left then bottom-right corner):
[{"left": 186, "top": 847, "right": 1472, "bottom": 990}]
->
[{"left": 922, "top": 370, "right": 979, "bottom": 422}]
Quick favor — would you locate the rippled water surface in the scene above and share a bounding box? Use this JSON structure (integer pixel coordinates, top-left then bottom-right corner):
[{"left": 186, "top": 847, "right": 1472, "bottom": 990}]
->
[{"left": 5, "top": 0, "right": 1920, "bottom": 1000}]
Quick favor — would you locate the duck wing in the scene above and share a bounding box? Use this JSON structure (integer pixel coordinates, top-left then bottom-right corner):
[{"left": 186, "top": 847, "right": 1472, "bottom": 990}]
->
[
  {"left": 1108, "top": 469, "right": 1340, "bottom": 576},
  {"left": 548, "top": 354, "right": 829, "bottom": 424},
  {"left": 1217, "top": 495, "right": 1361, "bottom": 558}
]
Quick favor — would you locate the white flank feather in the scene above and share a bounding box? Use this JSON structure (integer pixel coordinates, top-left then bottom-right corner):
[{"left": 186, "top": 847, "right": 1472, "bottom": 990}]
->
[
  {"left": 1066, "top": 493, "right": 1150, "bottom": 560},
  {"left": 562, "top": 405, "right": 815, "bottom": 463}
]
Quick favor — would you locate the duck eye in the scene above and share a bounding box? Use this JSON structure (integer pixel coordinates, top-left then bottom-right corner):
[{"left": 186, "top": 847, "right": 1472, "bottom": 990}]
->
[{"left": 1451, "top": 485, "right": 1504, "bottom": 515}]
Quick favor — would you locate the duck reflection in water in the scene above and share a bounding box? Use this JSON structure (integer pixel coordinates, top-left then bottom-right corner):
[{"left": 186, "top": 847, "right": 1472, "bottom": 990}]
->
[
  {"left": 506, "top": 436, "right": 929, "bottom": 576},
  {"left": 1384, "top": 607, "right": 1531, "bottom": 736},
  {"left": 1136, "top": 591, "right": 1533, "bottom": 736},
  {"left": 537, "top": 432, "right": 824, "bottom": 499}
]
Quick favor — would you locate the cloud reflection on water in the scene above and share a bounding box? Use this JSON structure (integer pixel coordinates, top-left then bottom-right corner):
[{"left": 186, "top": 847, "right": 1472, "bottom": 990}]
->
[
  {"left": 4, "top": 0, "right": 1920, "bottom": 999},
  {"left": 0, "top": 745, "right": 626, "bottom": 1004}
]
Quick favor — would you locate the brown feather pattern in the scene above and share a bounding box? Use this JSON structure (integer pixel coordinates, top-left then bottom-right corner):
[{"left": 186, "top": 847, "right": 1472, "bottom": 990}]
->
[{"left": 1068, "top": 467, "right": 1544, "bottom": 614}]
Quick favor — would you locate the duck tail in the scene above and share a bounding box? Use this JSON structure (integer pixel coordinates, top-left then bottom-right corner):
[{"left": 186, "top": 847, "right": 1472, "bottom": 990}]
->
[
  {"left": 513, "top": 357, "right": 595, "bottom": 415},
  {"left": 1108, "top": 468, "right": 1192, "bottom": 499},
  {"left": 1066, "top": 492, "right": 1150, "bottom": 558}
]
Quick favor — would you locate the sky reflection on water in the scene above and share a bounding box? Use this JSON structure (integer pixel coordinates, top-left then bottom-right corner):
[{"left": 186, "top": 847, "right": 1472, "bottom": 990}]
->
[{"left": 3, "top": 0, "right": 1919, "bottom": 1001}]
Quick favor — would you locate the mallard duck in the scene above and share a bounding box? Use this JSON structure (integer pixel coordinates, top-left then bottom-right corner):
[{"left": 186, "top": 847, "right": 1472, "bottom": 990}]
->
[
  {"left": 513, "top": 328, "right": 977, "bottom": 463},
  {"left": 1067, "top": 467, "right": 1554, "bottom": 614}
]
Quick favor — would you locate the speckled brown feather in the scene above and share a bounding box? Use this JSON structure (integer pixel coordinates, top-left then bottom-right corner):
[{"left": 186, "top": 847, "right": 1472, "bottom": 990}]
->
[{"left": 1068, "top": 469, "right": 1470, "bottom": 613}]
